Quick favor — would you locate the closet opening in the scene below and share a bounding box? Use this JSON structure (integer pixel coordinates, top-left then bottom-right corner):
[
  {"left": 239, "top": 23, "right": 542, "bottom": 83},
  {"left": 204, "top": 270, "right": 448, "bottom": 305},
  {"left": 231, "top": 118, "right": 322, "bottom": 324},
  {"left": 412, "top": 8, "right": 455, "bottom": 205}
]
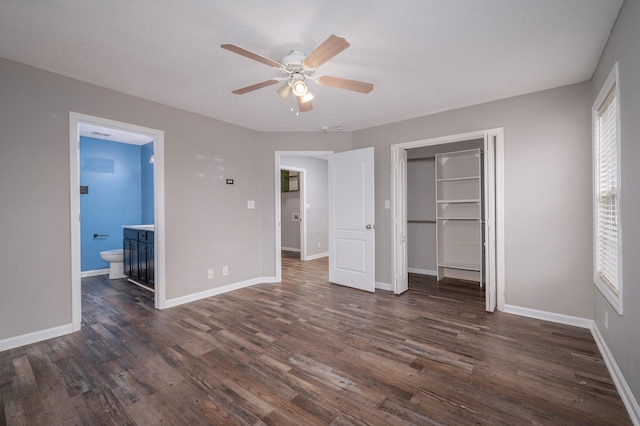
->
[{"left": 391, "top": 129, "right": 504, "bottom": 312}]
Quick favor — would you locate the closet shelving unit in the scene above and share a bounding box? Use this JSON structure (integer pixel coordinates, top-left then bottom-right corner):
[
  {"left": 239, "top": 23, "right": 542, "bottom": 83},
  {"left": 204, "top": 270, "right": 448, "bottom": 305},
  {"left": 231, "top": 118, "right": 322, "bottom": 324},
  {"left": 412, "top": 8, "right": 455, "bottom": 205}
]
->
[{"left": 435, "top": 149, "right": 483, "bottom": 284}]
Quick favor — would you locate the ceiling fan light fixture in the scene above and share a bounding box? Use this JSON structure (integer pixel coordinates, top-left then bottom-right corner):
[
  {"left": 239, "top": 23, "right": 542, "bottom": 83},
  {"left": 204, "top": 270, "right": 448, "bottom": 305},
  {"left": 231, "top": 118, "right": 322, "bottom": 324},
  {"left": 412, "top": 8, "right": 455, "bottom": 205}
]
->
[
  {"left": 222, "top": 35, "right": 373, "bottom": 115},
  {"left": 277, "top": 83, "right": 292, "bottom": 100},
  {"left": 292, "top": 79, "right": 308, "bottom": 97}
]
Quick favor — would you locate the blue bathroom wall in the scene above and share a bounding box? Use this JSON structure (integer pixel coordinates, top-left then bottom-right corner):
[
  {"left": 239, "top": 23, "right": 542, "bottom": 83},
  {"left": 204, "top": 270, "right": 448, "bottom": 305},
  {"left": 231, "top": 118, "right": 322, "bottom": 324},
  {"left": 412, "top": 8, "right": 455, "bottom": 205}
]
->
[
  {"left": 141, "top": 142, "right": 155, "bottom": 224},
  {"left": 80, "top": 137, "right": 143, "bottom": 272}
]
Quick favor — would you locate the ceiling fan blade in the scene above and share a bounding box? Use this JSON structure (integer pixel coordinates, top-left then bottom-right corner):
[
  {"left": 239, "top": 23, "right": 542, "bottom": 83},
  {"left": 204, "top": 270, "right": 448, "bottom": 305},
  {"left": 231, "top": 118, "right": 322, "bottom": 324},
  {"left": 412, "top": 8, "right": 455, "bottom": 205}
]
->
[
  {"left": 297, "top": 96, "right": 313, "bottom": 112},
  {"left": 221, "top": 43, "right": 284, "bottom": 69},
  {"left": 232, "top": 79, "right": 280, "bottom": 94},
  {"left": 317, "top": 75, "right": 374, "bottom": 94},
  {"left": 303, "top": 35, "right": 350, "bottom": 69}
]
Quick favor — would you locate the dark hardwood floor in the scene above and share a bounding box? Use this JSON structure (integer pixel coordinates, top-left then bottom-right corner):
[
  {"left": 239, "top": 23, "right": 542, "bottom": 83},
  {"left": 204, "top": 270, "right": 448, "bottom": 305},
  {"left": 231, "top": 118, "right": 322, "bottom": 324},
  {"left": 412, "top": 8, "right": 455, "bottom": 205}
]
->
[{"left": 0, "top": 251, "right": 631, "bottom": 425}]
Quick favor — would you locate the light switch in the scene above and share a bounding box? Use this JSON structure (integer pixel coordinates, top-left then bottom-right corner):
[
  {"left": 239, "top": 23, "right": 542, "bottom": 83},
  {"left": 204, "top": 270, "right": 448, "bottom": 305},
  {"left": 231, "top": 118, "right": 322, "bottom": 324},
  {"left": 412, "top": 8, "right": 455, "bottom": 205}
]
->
[{"left": 247, "top": 200, "right": 255, "bottom": 209}]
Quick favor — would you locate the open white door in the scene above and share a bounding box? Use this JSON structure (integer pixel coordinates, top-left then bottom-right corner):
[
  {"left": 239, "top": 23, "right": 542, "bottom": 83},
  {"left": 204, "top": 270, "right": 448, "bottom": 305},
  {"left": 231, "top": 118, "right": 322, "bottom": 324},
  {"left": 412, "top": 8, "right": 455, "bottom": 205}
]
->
[
  {"left": 328, "top": 147, "right": 375, "bottom": 292},
  {"left": 392, "top": 148, "right": 408, "bottom": 294},
  {"left": 484, "top": 134, "right": 497, "bottom": 312}
]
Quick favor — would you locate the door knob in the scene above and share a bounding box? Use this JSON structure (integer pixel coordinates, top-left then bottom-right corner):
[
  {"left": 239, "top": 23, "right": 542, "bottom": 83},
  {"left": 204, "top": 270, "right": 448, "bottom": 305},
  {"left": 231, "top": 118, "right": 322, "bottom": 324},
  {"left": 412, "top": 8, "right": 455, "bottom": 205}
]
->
[{"left": 366, "top": 224, "right": 375, "bottom": 229}]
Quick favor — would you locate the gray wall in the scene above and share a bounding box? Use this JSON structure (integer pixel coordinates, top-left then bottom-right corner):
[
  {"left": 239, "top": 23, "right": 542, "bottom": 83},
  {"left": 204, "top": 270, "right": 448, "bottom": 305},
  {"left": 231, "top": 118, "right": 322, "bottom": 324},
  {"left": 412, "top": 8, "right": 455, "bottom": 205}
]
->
[
  {"left": 0, "top": 57, "right": 262, "bottom": 338},
  {"left": 280, "top": 156, "right": 329, "bottom": 257},
  {"left": 406, "top": 158, "right": 437, "bottom": 274},
  {"left": 353, "top": 82, "right": 593, "bottom": 319},
  {"left": 590, "top": 0, "right": 640, "bottom": 407}
]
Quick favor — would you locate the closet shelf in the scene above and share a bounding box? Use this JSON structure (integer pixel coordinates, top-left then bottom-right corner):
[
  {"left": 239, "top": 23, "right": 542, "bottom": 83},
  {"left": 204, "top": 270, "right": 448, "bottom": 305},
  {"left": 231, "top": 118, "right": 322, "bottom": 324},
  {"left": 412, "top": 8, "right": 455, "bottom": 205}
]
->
[{"left": 436, "top": 148, "right": 483, "bottom": 284}]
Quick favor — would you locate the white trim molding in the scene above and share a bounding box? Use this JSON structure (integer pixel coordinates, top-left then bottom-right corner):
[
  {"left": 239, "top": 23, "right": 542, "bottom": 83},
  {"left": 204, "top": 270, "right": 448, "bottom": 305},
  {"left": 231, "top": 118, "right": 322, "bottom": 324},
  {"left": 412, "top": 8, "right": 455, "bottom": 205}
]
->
[
  {"left": 163, "top": 277, "right": 276, "bottom": 308},
  {"left": 282, "top": 247, "right": 301, "bottom": 253},
  {"left": 591, "top": 324, "right": 640, "bottom": 425},
  {"left": 503, "top": 304, "right": 592, "bottom": 329},
  {"left": 0, "top": 324, "right": 74, "bottom": 352},
  {"left": 305, "top": 252, "right": 328, "bottom": 261},
  {"left": 81, "top": 269, "right": 109, "bottom": 278}
]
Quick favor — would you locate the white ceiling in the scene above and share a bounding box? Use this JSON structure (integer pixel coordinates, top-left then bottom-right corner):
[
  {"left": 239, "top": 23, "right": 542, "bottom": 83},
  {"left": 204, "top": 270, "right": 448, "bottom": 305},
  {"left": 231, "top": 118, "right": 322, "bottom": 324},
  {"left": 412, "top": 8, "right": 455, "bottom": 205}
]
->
[{"left": 0, "top": 0, "right": 623, "bottom": 133}]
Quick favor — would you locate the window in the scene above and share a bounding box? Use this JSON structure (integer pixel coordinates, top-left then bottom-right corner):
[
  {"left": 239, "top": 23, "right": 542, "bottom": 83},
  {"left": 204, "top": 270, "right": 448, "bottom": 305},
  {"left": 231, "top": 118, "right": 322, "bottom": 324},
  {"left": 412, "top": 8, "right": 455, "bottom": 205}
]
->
[{"left": 593, "top": 62, "right": 622, "bottom": 314}]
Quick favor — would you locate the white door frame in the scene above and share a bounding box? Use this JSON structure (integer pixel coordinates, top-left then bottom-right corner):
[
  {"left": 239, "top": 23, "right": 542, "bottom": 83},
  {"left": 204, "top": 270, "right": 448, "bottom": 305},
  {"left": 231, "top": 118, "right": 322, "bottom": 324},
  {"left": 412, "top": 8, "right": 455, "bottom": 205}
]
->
[
  {"left": 280, "top": 166, "right": 306, "bottom": 259},
  {"left": 390, "top": 128, "right": 505, "bottom": 310},
  {"left": 274, "top": 151, "right": 333, "bottom": 282},
  {"left": 69, "top": 112, "right": 166, "bottom": 331}
]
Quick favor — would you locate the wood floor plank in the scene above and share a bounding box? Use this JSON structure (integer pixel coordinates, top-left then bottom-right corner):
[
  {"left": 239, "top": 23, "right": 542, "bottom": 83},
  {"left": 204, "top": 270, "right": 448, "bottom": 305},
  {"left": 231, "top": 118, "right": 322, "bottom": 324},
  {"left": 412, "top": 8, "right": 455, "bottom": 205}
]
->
[{"left": 0, "top": 252, "right": 632, "bottom": 425}]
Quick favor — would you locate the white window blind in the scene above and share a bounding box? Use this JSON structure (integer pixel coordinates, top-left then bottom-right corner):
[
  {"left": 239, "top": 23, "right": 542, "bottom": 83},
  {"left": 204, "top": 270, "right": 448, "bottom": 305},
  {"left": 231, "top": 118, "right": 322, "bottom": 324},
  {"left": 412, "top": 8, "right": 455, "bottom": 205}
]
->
[{"left": 595, "top": 84, "right": 619, "bottom": 294}]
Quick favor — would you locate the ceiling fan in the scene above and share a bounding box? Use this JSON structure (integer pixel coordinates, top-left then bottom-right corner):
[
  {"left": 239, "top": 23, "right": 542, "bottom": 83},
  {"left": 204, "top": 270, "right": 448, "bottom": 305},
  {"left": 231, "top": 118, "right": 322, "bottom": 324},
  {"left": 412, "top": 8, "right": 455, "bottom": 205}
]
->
[{"left": 221, "top": 35, "right": 374, "bottom": 113}]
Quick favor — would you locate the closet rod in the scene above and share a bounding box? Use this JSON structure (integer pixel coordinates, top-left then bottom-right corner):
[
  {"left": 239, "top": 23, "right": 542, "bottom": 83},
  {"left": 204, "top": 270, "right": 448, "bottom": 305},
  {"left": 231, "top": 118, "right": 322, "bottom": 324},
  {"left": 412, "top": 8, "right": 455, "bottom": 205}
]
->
[
  {"left": 407, "top": 219, "right": 436, "bottom": 224},
  {"left": 407, "top": 156, "right": 435, "bottom": 161}
]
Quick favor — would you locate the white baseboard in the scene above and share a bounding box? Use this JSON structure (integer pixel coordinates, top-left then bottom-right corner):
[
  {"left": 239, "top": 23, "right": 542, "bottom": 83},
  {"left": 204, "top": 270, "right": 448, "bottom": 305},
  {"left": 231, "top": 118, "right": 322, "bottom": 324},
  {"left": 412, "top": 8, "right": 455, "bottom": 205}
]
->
[
  {"left": 163, "top": 277, "right": 274, "bottom": 309},
  {"left": 81, "top": 268, "right": 109, "bottom": 278},
  {"left": 376, "top": 281, "right": 392, "bottom": 291},
  {"left": 281, "top": 247, "right": 300, "bottom": 252},
  {"left": 0, "top": 323, "right": 74, "bottom": 352},
  {"left": 304, "top": 251, "right": 328, "bottom": 261},
  {"left": 502, "top": 304, "right": 592, "bottom": 329},
  {"left": 591, "top": 324, "right": 640, "bottom": 425},
  {"left": 408, "top": 268, "right": 437, "bottom": 276}
]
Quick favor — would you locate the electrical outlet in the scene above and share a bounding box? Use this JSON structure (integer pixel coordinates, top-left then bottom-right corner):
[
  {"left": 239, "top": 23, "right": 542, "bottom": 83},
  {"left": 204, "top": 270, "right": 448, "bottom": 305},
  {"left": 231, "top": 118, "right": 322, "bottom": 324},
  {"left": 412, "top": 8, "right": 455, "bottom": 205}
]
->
[
  {"left": 223, "top": 266, "right": 229, "bottom": 276},
  {"left": 604, "top": 310, "right": 609, "bottom": 329},
  {"left": 317, "top": 242, "right": 321, "bottom": 249},
  {"left": 207, "top": 269, "right": 214, "bottom": 279}
]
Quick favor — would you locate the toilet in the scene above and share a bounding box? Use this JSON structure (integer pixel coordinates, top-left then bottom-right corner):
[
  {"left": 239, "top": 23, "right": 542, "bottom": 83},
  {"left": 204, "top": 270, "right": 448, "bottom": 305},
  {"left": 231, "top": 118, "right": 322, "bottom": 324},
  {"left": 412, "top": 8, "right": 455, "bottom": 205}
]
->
[{"left": 99, "top": 249, "right": 127, "bottom": 279}]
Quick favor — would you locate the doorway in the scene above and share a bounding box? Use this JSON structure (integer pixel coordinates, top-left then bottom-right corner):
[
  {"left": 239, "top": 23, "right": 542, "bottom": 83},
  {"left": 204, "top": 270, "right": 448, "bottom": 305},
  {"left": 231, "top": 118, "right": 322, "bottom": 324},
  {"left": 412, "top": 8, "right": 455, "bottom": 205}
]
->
[
  {"left": 391, "top": 128, "right": 504, "bottom": 311},
  {"left": 274, "top": 151, "right": 332, "bottom": 282},
  {"left": 69, "top": 112, "right": 166, "bottom": 331},
  {"left": 280, "top": 167, "right": 306, "bottom": 259}
]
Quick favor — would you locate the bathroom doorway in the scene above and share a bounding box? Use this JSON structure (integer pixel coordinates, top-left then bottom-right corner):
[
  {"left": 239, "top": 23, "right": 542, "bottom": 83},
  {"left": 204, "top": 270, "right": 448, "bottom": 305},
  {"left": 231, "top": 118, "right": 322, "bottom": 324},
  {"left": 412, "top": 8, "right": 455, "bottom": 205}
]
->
[{"left": 69, "top": 112, "right": 166, "bottom": 331}]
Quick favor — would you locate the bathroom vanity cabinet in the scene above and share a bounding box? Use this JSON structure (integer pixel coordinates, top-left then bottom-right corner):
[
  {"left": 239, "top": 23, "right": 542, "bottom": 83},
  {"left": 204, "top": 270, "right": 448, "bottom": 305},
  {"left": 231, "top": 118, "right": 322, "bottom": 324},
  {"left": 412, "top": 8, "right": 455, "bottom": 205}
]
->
[{"left": 123, "top": 227, "right": 154, "bottom": 291}]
